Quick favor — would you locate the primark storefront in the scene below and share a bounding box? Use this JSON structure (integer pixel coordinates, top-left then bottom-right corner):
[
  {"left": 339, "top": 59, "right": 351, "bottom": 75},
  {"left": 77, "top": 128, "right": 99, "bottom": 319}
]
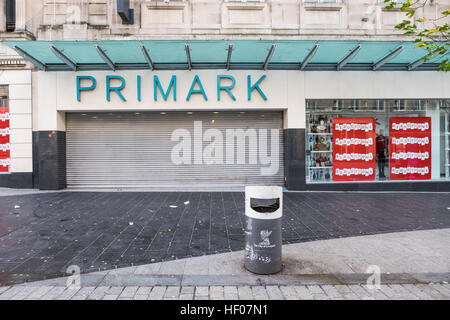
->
[{"left": 2, "top": 40, "right": 450, "bottom": 191}]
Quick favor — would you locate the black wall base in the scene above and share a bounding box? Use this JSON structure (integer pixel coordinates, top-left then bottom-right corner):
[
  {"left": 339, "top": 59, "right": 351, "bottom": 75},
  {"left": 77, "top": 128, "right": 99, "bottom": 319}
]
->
[
  {"left": 284, "top": 128, "right": 450, "bottom": 192},
  {"left": 33, "top": 131, "right": 66, "bottom": 190},
  {"left": 284, "top": 128, "right": 306, "bottom": 190},
  {"left": 0, "top": 173, "right": 33, "bottom": 189}
]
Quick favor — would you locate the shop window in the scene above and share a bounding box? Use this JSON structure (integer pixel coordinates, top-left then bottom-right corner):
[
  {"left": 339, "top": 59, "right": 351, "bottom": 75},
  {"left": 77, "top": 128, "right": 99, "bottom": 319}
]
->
[
  {"left": 305, "top": 99, "right": 450, "bottom": 183},
  {"left": 0, "top": 86, "right": 10, "bottom": 173}
]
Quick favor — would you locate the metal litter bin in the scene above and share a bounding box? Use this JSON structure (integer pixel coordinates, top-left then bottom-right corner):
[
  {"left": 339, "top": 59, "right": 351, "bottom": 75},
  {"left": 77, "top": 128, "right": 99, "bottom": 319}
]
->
[{"left": 244, "top": 186, "right": 283, "bottom": 274}]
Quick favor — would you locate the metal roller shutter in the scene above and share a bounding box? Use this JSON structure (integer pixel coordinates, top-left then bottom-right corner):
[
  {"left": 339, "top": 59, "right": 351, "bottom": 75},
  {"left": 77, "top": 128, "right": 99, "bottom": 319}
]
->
[{"left": 66, "top": 111, "right": 284, "bottom": 190}]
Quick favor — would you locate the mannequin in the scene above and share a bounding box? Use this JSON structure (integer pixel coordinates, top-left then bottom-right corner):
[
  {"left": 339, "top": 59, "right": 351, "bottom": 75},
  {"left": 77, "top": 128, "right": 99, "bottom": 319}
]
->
[
  {"left": 316, "top": 119, "right": 327, "bottom": 133},
  {"left": 376, "top": 129, "right": 388, "bottom": 178},
  {"left": 317, "top": 136, "right": 330, "bottom": 151}
]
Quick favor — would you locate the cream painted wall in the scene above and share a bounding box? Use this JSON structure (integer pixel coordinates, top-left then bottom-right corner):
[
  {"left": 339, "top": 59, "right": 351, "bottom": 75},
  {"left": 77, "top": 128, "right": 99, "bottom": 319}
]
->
[
  {"left": 0, "top": 69, "right": 32, "bottom": 173},
  {"left": 33, "top": 70, "right": 450, "bottom": 132}
]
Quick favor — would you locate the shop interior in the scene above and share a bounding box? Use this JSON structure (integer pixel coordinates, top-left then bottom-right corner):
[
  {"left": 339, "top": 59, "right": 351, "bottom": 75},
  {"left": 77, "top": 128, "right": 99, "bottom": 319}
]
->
[{"left": 305, "top": 99, "right": 450, "bottom": 184}]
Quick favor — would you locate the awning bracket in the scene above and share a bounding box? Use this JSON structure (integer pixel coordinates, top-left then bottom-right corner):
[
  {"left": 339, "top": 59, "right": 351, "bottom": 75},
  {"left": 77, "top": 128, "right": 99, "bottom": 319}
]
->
[
  {"left": 263, "top": 44, "right": 276, "bottom": 71},
  {"left": 50, "top": 45, "right": 77, "bottom": 71},
  {"left": 96, "top": 45, "right": 116, "bottom": 71},
  {"left": 13, "top": 45, "right": 47, "bottom": 71},
  {"left": 141, "top": 45, "right": 154, "bottom": 70},
  {"left": 337, "top": 45, "right": 361, "bottom": 71},
  {"left": 300, "top": 44, "right": 319, "bottom": 71},
  {"left": 226, "top": 44, "right": 233, "bottom": 71},
  {"left": 373, "top": 45, "right": 404, "bottom": 70},
  {"left": 185, "top": 44, "right": 192, "bottom": 71}
]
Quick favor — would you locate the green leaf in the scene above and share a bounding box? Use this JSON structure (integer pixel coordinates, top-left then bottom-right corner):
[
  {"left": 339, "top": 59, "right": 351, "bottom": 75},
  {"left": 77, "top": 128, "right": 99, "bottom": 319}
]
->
[{"left": 406, "top": 9, "right": 416, "bottom": 18}]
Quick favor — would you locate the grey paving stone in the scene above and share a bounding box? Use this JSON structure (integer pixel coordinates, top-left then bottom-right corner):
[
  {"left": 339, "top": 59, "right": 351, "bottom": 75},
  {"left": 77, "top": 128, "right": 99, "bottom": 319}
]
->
[
  {"left": 312, "top": 293, "right": 331, "bottom": 300},
  {"left": 133, "top": 294, "right": 149, "bottom": 300},
  {"left": 320, "top": 285, "right": 345, "bottom": 300},
  {"left": 348, "top": 285, "right": 375, "bottom": 300},
  {"left": 179, "top": 287, "right": 194, "bottom": 300},
  {"left": 55, "top": 288, "right": 81, "bottom": 300},
  {"left": 237, "top": 286, "right": 254, "bottom": 300},
  {"left": 40, "top": 286, "right": 66, "bottom": 300},
  {"left": 360, "top": 285, "right": 389, "bottom": 300},
  {"left": 388, "top": 284, "right": 420, "bottom": 300},
  {"left": 279, "top": 286, "right": 298, "bottom": 300},
  {"left": 180, "top": 286, "right": 195, "bottom": 294},
  {"left": 251, "top": 286, "right": 270, "bottom": 300},
  {"left": 223, "top": 286, "right": 238, "bottom": 300},
  {"left": 136, "top": 286, "right": 152, "bottom": 296},
  {"left": 87, "top": 286, "right": 110, "bottom": 300},
  {"left": 401, "top": 284, "right": 434, "bottom": 300},
  {"left": 103, "top": 294, "right": 119, "bottom": 300},
  {"left": 119, "top": 286, "right": 139, "bottom": 299},
  {"left": 334, "top": 285, "right": 353, "bottom": 294},
  {"left": 293, "top": 286, "right": 313, "bottom": 300},
  {"left": 265, "top": 286, "right": 284, "bottom": 300},
  {"left": 0, "top": 287, "right": 10, "bottom": 295},
  {"left": 164, "top": 286, "right": 180, "bottom": 300},
  {"left": 429, "top": 283, "right": 450, "bottom": 297},
  {"left": 6, "top": 286, "right": 40, "bottom": 300},
  {"left": 70, "top": 287, "right": 96, "bottom": 300},
  {"left": 195, "top": 286, "right": 209, "bottom": 300},
  {"left": 307, "top": 285, "right": 325, "bottom": 295},
  {"left": 149, "top": 286, "right": 167, "bottom": 300},
  {"left": 24, "top": 286, "right": 54, "bottom": 300},
  {"left": 209, "top": 286, "right": 224, "bottom": 300},
  {"left": 105, "top": 286, "right": 124, "bottom": 295},
  {"left": 102, "top": 274, "right": 182, "bottom": 286},
  {"left": 334, "top": 285, "right": 361, "bottom": 300},
  {"left": 414, "top": 284, "right": 449, "bottom": 300}
]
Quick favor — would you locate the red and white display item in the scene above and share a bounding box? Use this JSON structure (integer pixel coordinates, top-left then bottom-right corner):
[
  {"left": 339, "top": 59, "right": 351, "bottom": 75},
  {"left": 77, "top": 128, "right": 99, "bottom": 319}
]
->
[
  {"left": 0, "top": 106, "right": 10, "bottom": 172},
  {"left": 332, "top": 117, "right": 376, "bottom": 181},
  {"left": 389, "top": 117, "right": 431, "bottom": 180}
]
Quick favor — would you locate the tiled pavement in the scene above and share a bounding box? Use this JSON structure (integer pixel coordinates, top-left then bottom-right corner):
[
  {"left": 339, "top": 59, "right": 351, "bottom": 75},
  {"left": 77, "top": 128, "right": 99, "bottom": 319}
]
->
[
  {"left": 0, "top": 228, "right": 449, "bottom": 300},
  {"left": 0, "top": 191, "right": 449, "bottom": 286},
  {"left": 0, "top": 283, "right": 449, "bottom": 300}
]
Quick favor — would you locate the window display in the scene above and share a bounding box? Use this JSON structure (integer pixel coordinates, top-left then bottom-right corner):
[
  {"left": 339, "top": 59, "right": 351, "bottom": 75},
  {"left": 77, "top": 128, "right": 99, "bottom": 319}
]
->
[
  {"left": 0, "top": 86, "right": 9, "bottom": 173},
  {"left": 306, "top": 99, "right": 450, "bottom": 184},
  {"left": 332, "top": 118, "right": 376, "bottom": 181},
  {"left": 0, "top": 106, "right": 9, "bottom": 173},
  {"left": 306, "top": 114, "right": 333, "bottom": 183},
  {"left": 389, "top": 117, "right": 431, "bottom": 180},
  {"left": 446, "top": 112, "right": 450, "bottom": 179}
]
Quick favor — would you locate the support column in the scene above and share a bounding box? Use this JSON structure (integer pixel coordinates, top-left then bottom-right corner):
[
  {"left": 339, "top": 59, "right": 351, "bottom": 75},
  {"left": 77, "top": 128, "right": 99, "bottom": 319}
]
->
[
  {"left": 33, "top": 72, "right": 67, "bottom": 190},
  {"left": 36, "top": 130, "right": 66, "bottom": 190},
  {"left": 284, "top": 71, "right": 307, "bottom": 191},
  {"left": 284, "top": 128, "right": 306, "bottom": 190},
  {"left": 0, "top": 0, "right": 6, "bottom": 32},
  {"left": 14, "top": 0, "right": 25, "bottom": 31},
  {"left": 426, "top": 102, "right": 441, "bottom": 180}
]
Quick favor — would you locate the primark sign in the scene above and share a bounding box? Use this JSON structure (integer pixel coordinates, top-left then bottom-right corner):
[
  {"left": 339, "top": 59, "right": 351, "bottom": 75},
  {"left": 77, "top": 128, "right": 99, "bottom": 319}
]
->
[{"left": 76, "top": 74, "right": 269, "bottom": 102}]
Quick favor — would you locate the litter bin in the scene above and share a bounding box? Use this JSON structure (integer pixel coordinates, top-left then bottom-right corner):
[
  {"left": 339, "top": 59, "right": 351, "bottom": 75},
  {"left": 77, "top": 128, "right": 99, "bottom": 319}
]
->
[{"left": 244, "top": 186, "right": 283, "bottom": 275}]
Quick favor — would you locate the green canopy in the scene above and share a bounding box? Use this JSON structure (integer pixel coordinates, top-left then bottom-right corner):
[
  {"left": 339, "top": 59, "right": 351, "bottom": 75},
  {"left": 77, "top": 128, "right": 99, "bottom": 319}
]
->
[{"left": 3, "top": 39, "right": 447, "bottom": 71}]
